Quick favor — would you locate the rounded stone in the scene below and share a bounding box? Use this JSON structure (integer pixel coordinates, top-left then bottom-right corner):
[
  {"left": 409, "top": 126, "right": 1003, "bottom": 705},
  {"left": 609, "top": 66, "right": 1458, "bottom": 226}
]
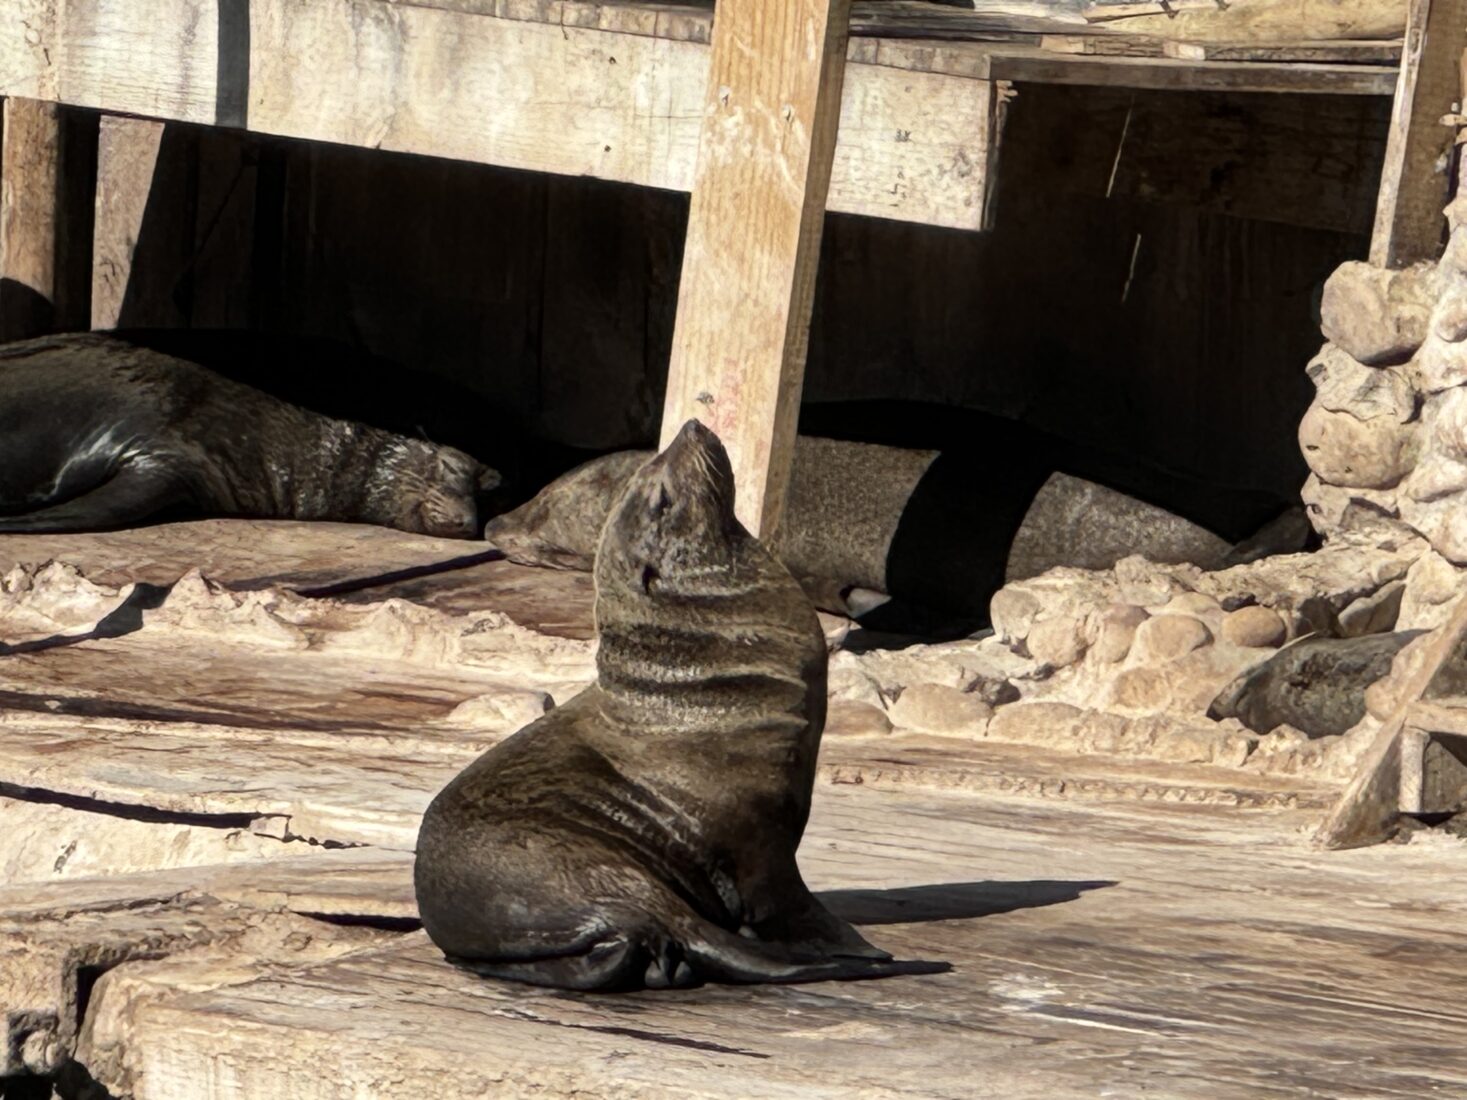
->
[
  {"left": 1091, "top": 604, "right": 1150, "bottom": 663},
  {"left": 989, "top": 587, "right": 1041, "bottom": 643},
  {"left": 826, "top": 699, "right": 893, "bottom": 738},
  {"left": 888, "top": 682, "right": 993, "bottom": 738},
  {"left": 1129, "top": 614, "right": 1213, "bottom": 664},
  {"left": 1298, "top": 403, "right": 1419, "bottom": 490},
  {"left": 1219, "top": 606, "right": 1286, "bottom": 648},
  {"left": 1026, "top": 617, "right": 1088, "bottom": 668}
]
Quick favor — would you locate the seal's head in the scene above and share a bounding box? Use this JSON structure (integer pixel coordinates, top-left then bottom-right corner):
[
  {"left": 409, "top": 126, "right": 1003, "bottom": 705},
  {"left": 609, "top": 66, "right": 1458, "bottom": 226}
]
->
[
  {"left": 483, "top": 450, "right": 651, "bottom": 570},
  {"left": 374, "top": 441, "right": 500, "bottom": 539},
  {"left": 595, "top": 420, "right": 744, "bottom": 604}
]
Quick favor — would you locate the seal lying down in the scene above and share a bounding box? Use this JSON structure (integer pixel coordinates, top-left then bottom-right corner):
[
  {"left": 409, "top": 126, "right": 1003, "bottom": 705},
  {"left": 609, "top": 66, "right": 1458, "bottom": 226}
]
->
[
  {"left": 485, "top": 433, "right": 1301, "bottom": 635},
  {"left": 415, "top": 421, "right": 942, "bottom": 989},
  {"left": 0, "top": 333, "right": 497, "bottom": 537}
]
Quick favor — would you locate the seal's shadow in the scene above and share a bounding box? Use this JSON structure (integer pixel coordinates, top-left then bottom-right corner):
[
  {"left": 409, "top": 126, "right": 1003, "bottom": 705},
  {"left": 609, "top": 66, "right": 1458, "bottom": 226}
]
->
[{"left": 819, "top": 879, "right": 1115, "bottom": 925}]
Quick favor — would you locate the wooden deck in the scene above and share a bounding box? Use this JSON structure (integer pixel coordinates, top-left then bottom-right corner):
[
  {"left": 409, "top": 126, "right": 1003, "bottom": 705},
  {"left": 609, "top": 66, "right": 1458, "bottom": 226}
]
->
[
  {"left": 11, "top": 787, "right": 1467, "bottom": 1098},
  {"left": 2, "top": 520, "right": 1465, "bottom": 1096}
]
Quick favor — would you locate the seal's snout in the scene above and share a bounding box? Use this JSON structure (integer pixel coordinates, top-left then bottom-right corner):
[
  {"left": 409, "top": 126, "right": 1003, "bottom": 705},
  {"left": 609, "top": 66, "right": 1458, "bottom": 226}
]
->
[{"left": 657, "top": 418, "right": 734, "bottom": 499}]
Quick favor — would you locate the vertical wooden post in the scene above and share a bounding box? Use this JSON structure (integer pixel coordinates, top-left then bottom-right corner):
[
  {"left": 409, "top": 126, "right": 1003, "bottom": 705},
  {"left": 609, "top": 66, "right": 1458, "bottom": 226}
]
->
[
  {"left": 0, "top": 98, "right": 62, "bottom": 339},
  {"left": 91, "top": 116, "right": 167, "bottom": 330},
  {"left": 658, "top": 0, "right": 852, "bottom": 537},
  {"left": 1370, "top": 0, "right": 1467, "bottom": 268}
]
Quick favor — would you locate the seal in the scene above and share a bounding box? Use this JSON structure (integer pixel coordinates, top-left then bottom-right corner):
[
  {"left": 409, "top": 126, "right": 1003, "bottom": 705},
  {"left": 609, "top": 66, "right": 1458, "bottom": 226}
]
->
[
  {"left": 1207, "top": 630, "right": 1425, "bottom": 738},
  {"left": 415, "top": 420, "right": 939, "bottom": 989},
  {"left": 485, "top": 433, "right": 1286, "bottom": 636},
  {"left": 0, "top": 333, "right": 498, "bottom": 537}
]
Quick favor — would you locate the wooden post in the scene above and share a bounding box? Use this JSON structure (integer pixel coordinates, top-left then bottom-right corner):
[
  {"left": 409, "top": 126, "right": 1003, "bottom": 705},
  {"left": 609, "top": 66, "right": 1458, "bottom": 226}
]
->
[
  {"left": 1370, "top": 0, "right": 1467, "bottom": 268},
  {"left": 0, "top": 98, "right": 63, "bottom": 339},
  {"left": 658, "top": 0, "right": 852, "bottom": 537},
  {"left": 91, "top": 116, "right": 167, "bottom": 330}
]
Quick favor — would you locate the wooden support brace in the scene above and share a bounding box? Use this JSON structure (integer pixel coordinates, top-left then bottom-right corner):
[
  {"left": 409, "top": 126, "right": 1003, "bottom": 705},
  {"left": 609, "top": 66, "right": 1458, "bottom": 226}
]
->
[
  {"left": 0, "top": 97, "right": 95, "bottom": 339},
  {"left": 659, "top": 0, "right": 852, "bottom": 537},
  {"left": 1370, "top": 0, "right": 1467, "bottom": 268},
  {"left": 91, "top": 116, "right": 166, "bottom": 331}
]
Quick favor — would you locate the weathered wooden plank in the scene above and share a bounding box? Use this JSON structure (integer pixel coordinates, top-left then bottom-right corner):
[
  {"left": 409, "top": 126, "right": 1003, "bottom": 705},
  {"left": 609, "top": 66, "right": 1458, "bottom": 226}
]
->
[
  {"left": 0, "top": 97, "right": 62, "bottom": 340},
  {"left": 0, "top": 0, "right": 995, "bottom": 230},
  {"left": 1370, "top": 0, "right": 1467, "bottom": 268},
  {"left": 90, "top": 116, "right": 166, "bottom": 330},
  {"left": 978, "top": 45, "right": 1400, "bottom": 95},
  {"left": 1162, "top": 38, "right": 1404, "bottom": 64},
  {"left": 93, "top": 785, "right": 1467, "bottom": 1100},
  {"left": 657, "top": 0, "right": 851, "bottom": 535},
  {"left": 1084, "top": 0, "right": 1407, "bottom": 45}
]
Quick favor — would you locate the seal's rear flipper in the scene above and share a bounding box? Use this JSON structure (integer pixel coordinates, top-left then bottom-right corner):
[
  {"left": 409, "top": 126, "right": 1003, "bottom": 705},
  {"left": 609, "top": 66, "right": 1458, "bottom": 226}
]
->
[
  {"left": 0, "top": 467, "right": 184, "bottom": 533},
  {"left": 687, "top": 923, "right": 949, "bottom": 986}
]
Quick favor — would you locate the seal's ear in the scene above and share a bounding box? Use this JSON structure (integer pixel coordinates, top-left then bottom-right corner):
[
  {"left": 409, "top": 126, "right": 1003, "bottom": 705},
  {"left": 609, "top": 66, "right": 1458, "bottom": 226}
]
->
[{"left": 476, "top": 464, "right": 503, "bottom": 492}]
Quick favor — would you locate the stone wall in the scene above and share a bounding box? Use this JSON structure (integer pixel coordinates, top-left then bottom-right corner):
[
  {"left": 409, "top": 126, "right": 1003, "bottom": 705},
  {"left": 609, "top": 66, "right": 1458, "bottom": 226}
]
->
[{"left": 1305, "top": 196, "right": 1467, "bottom": 630}]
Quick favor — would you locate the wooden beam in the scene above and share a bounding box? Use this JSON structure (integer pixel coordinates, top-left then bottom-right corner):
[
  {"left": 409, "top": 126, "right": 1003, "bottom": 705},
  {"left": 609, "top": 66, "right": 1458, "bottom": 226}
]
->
[
  {"left": 1370, "top": 0, "right": 1467, "bottom": 268},
  {"left": 657, "top": 0, "right": 851, "bottom": 537},
  {"left": 0, "top": 98, "right": 62, "bottom": 339},
  {"left": 91, "top": 116, "right": 166, "bottom": 330},
  {"left": 0, "top": 0, "right": 995, "bottom": 232}
]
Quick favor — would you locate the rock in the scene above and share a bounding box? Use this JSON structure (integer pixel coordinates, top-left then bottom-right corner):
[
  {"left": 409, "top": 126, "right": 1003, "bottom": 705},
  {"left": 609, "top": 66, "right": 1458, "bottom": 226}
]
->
[
  {"left": 986, "top": 702, "right": 1084, "bottom": 748},
  {"left": 440, "top": 690, "right": 554, "bottom": 732},
  {"left": 989, "top": 587, "right": 1041, "bottom": 644},
  {"left": 1300, "top": 474, "right": 1404, "bottom": 542},
  {"left": 828, "top": 665, "right": 889, "bottom": 710},
  {"left": 1320, "top": 261, "right": 1434, "bottom": 365},
  {"left": 1399, "top": 549, "right": 1464, "bottom": 630},
  {"left": 1338, "top": 581, "right": 1404, "bottom": 637},
  {"left": 826, "top": 699, "right": 893, "bottom": 738},
  {"left": 1220, "top": 606, "right": 1286, "bottom": 648},
  {"left": 888, "top": 683, "right": 992, "bottom": 737},
  {"left": 1129, "top": 614, "right": 1213, "bottom": 663},
  {"left": 1433, "top": 288, "right": 1467, "bottom": 344},
  {"left": 1106, "top": 666, "right": 1173, "bottom": 711},
  {"left": 1091, "top": 604, "right": 1150, "bottom": 663},
  {"left": 1026, "top": 617, "right": 1088, "bottom": 668},
  {"left": 957, "top": 671, "right": 1021, "bottom": 708}
]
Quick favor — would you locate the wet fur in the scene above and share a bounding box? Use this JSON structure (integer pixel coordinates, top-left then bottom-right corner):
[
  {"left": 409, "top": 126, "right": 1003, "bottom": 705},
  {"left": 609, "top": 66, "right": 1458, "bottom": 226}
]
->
[{"left": 0, "top": 333, "right": 493, "bottom": 536}]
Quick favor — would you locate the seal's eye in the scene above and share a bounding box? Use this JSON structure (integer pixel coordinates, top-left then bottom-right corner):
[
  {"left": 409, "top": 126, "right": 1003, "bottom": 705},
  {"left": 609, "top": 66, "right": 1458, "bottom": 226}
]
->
[
  {"left": 641, "top": 564, "right": 659, "bottom": 592},
  {"left": 653, "top": 486, "right": 672, "bottom": 517}
]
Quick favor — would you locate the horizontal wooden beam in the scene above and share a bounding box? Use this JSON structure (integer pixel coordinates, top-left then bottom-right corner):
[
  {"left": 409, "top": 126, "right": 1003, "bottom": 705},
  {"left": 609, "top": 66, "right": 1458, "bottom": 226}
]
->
[{"left": 0, "top": 0, "right": 996, "bottom": 230}]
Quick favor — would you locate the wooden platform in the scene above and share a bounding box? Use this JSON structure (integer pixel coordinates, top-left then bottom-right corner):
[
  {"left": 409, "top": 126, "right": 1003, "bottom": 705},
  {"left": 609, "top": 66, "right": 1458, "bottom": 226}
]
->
[
  {"left": 2, "top": 520, "right": 1464, "bottom": 1096},
  {"left": 11, "top": 787, "right": 1467, "bottom": 1099}
]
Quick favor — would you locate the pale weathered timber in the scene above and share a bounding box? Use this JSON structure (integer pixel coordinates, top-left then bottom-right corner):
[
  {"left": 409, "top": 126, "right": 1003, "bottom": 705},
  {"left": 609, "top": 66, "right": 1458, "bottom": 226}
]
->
[
  {"left": 1163, "top": 38, "right": 1405, "bottom": 63},
  {"left": 1370, "top": 0, "right": 1467, "bottom": 267},
  {"left": 91, "top": 785, "right": 1467, "bottom": 1100},
  {"left": 0, "top": 519, "right": 596, "bottom": 635},
  {"left": 1317, "top": 594, "right": 1467, "bottom": 848},
  {"left": 91, "top": 115, "right": 165, "bottom": 329},
  {"left": 0, "top": 0, "right": 996, "bottom": 230},
  {"left": 657, "top": 0, "right": 850, "bottom": 535},
  {"left": 1, "top": 887, "right": 393, "bottom": 1079},
  {"left": 1085, "top": 0, "right": 1408, "bottom": 44},
  {"left": 0, "top": 97, "right": 62, "bottom": 340}
]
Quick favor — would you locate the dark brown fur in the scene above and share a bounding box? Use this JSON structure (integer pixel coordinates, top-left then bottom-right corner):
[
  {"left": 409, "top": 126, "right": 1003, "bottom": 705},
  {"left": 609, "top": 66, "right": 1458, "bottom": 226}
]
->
[{"left": 0, "top": 333, "right": 495, "bottom": 536}]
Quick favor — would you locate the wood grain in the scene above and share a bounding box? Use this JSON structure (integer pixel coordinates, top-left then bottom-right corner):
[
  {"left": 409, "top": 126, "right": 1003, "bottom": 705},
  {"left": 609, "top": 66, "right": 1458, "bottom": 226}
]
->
[
  {"left": 0, "top": 97, "right": 61, "bottom": 339},
  {"left": 0, "top": 0, "right": 996, "bottom": 231},
  {"left": 84, "top": 784, "right": 1467, "bottom": 1099},
  {"left": 90, "top": 116, "right": 165, "bottom": 330},
  {"left": 657, "top": 0, "right": 851, "bottom": 535},
  {"left": 1370, "top": 0, "right": 1467, "bottom": 267}
]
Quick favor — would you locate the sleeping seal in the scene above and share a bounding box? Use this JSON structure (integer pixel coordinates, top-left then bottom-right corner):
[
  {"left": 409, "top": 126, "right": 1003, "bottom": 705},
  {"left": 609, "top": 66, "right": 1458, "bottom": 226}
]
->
[
  {"left": 485, "top": 433, "right": 1287, "bottom": 635},
  {"left": 1207, "top": 630, "right": 1426, "bottom": 738},
  {"left": 415, "top": 420, "right": 938, "bottom": 989},
  {"left": 0, "top": 333, "right": 497, "bottom": 537}
]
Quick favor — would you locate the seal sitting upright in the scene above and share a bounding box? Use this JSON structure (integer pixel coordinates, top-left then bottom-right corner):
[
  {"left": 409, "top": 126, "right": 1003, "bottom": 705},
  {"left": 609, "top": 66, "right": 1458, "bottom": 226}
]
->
[
  {"left": 0, "top": 333, "right": 496, "bottom": 537},
  {"left": 416, "top": 421, "right": 934, "bottom": 990}
]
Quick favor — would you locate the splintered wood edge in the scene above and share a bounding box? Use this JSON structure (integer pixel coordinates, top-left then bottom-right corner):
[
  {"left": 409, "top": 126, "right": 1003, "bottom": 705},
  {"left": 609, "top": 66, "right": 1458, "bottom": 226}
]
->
[{"left": 1315, "top": 593, "right": 1467, "bottom": 849}]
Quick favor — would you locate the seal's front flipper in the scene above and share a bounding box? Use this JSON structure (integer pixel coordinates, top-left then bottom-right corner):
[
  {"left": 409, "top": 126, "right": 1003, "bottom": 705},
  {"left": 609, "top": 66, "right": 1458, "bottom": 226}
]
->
[
  {"left": 749, "top": 882, "right": 890, "bottom": 960},
  {"left": 0, "top": 466, "right": 183, "bottom": 533}
]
